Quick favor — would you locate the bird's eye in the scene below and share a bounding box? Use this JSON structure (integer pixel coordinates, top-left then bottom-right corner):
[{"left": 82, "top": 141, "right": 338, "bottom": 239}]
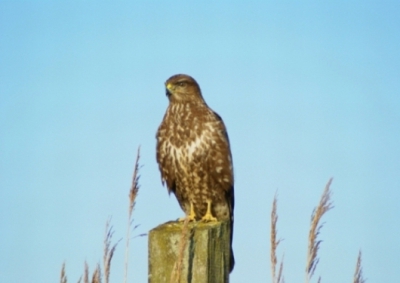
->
[{"left": 178, "top": 82, "right": 186, "bottom": 87}]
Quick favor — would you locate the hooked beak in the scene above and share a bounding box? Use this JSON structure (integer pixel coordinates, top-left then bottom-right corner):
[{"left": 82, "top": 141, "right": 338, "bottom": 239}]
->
[{"left": 165, "top": 82, "right": 173, "bottom": 97}]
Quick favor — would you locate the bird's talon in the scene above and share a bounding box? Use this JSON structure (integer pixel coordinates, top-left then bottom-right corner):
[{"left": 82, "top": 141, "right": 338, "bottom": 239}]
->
[
  {"left": 178, "top": 215, "right": 196, "bottom": 222},
  {"left": 179, "top": 201, "right": 196, "bottom": 222},
  {"left": 201, "top": 214, "right": 218, "bottom": 222},
  {"left": 201, "top": 200, "right": 218, "bottom": 222}
]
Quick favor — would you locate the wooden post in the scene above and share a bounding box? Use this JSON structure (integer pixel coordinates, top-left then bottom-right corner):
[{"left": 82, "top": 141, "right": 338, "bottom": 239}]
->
[{"left": 148, "top": 220, "right": 231, "bottom": 283}]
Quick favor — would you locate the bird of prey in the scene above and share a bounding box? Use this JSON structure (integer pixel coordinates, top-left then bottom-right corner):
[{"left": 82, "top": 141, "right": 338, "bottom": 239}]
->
[{"left": 156, "top": 74, "right": 235, "bottom": 272}]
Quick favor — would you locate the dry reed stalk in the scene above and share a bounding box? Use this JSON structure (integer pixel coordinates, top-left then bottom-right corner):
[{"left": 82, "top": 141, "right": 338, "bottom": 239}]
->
[
  {"left": 305, "top": 178, "right": 334, "bottom": 283},
  {"left": 353, "top": 250, "right": 366, "bottom": 283},
  {"left": 170, "top": 216, "right": 191, "bottom": 283},
  {"left": 83, "top": 261, "right": 89, "bottom": 283},
  {"left": 103, "top": 219, "right": 119, "bottom": 283},
  {"left": 124, "top": 146, "right": 141, "bottom": 283},
  {"left": 270, "top": 194, "right": 284, "bottom": 283},
  {"left": 78, "top": 261, "right": 101, "bottom": 283},
  {"left": 60, "top": 262, "right": 67, "bottom": 283},
  {"left": 60, "top": 148, "right": 142, "bottom": 283},
  {"left": 278, "top": 259, "right": 285, "bottom": 283},
  {"left": 91, "top": 264, "right": 101, "bottom": 283}
]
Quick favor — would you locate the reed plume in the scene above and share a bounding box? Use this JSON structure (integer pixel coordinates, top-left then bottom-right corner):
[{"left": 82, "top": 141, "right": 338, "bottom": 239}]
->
[{"left": 305, "top": 178, "right": 334, "bottom": 283}]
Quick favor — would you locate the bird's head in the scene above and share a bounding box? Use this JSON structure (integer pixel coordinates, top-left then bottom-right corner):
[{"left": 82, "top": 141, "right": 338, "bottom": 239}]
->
[{"left": 165, "top": 74, "right": 205, "bottom": 104}]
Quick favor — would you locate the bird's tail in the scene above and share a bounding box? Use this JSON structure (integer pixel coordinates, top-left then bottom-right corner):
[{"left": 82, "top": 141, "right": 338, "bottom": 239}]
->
[{"left": 229, "top": 219, "right": 235, "bottom": 273}]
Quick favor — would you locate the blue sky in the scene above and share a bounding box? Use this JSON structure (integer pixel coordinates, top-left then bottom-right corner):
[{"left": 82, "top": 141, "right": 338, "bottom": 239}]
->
[{"left": 1, "top": 1, "right": 399, "bottom": 282}]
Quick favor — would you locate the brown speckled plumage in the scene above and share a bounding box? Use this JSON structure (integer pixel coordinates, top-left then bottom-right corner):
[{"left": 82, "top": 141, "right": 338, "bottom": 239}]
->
[{"left": 156, "top": 74, "right": 235, "bottom": 272}]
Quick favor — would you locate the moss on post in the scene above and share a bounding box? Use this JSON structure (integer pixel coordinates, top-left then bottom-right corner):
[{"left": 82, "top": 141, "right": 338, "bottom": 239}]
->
[{"left": 148, "top": 220, "right": 231, "bottom": 283}]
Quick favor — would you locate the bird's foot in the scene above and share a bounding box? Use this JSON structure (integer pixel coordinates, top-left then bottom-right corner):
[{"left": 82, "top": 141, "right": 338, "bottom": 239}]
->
[
  {"left": 178, "top": 202, "right": 197, "bottom": 222},
  {"left": 200, "top": 212, "right": 217, "bottom": 222},
  {"left": 178, "top": 214, "right": 196, "bottom": 222},
  {"left": 201, "top": 200, "right": 218, "bottom": 222}
]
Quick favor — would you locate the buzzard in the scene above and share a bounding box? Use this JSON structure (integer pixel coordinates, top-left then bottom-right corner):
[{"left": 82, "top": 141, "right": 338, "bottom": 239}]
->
[{"left": 156, "top": 74, "right": 235, "bottom": 272}]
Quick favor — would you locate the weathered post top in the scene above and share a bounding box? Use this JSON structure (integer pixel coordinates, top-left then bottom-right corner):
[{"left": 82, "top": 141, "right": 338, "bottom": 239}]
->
[{"left": 148, "top": 220, "right": 231, "bottom": 283}]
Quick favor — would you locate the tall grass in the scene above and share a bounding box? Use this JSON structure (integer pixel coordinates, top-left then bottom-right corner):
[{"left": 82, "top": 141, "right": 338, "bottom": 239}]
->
[
  {"left": 103, "top": 219, "right": 120, "bottom": 283},
  {"left": 60, "top": 161, "right": 366, "bottom": 282},
  {"left": 60, "top": 147, "right": 141, "bottom": 283},
  {"left": 270, "top": 178, "right": 366, "bottom": 283},
  {"left": 353, "top": 251, "right": 366, "bottom": 283},
  {"left": 124, "top": 146, "right": 141, "bottom": 283},
  {"left": 305, "top": 178, "right": 334, "bottom": 283},
  {"left": 270, "top": 194, "right": 284, "bottom": 283},
  {"left": 60, "top": 262, "right": 67, "bottom": 283}
]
